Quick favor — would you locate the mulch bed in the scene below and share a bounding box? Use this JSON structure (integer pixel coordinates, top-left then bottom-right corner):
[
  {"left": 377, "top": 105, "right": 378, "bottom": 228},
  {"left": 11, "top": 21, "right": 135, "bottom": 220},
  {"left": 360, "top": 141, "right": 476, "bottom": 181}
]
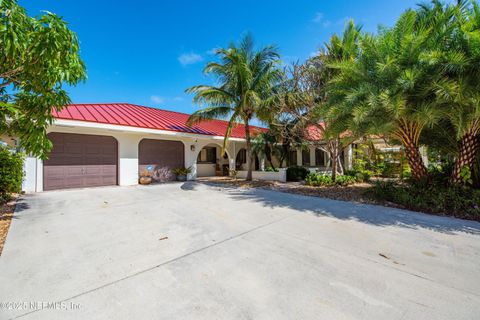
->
[
  {"left": 201, "top": 177, "right": 378, "bottom": 205},
  {"left": 0, "top": 197, "right": 17, "bottom": 256}
]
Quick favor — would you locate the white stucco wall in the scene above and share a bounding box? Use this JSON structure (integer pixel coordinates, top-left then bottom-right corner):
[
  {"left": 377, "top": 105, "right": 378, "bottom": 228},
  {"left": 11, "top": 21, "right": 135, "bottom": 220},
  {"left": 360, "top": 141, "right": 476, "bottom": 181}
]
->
[
  {"left": 237, "top": 169, "right": 286, "bottom": 182},
  {"left": 197, "top": 163, "right": 216, "bottom": 177}
]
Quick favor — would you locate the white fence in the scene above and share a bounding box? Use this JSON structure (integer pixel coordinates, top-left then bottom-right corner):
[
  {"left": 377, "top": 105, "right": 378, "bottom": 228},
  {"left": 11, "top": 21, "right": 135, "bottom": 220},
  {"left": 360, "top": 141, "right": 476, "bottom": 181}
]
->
[{"left": 236, "top": 169, "right": 287, "bottom": 182}]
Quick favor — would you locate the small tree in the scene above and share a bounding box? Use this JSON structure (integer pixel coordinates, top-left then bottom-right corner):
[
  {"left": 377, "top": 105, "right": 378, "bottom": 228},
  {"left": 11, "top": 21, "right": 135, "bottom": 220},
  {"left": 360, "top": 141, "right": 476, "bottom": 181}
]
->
[
  {"left": 269, "top": 22, "right": 361, "bottom": 181},
  {"left": 0, "top": 0, "right": 86, "bottom": 158}
]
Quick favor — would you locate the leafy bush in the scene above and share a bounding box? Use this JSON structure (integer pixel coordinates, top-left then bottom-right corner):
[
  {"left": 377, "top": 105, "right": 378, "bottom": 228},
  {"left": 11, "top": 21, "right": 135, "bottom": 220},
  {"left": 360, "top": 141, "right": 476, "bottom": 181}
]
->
[
  {"left": 306, "top": 173, "right": 333, "bottom": 186},
  {"left": 0, "top": 147, "right": 24, "bottom": 201},
  {"left": 345, "top": 169, "right": 371, "bottom": 182},
  {"left": 286, "top": 166, "right": 309, "bottom": 181},
  {"left": 306, "top": 173, "right": 357, "bottom": 187},
  {"left": 368, "top": 180, "right": 480, "bottom": 221},
  {"left": 265, "top": 166, "right": 279, "bottom": 172},
  {"left": 335, "top": 175, "right": 357, "bottom": 186}
]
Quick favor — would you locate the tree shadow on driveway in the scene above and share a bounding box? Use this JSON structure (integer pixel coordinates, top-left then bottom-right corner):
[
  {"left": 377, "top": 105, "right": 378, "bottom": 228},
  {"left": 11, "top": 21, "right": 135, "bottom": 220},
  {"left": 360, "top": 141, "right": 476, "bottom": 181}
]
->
[{"left": 216, "top": 184, "right": 480, "bottom": 235}]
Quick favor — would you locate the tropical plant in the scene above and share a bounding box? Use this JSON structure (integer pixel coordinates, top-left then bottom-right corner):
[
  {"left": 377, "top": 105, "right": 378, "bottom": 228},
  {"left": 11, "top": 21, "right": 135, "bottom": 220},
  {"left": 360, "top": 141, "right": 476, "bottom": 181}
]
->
[
  {"left": 325, "top": 9, "right": 450, "bottom": 180},
  {"left": 0, "top": 0, "right": 86, "bottom": 158},
  {"left": 186, "top": 34, "right": 282, "bottom": 180},
  {"left": 418, "top": 0, "right": 480, "bottom": 184},
  {"left": 251, "top": 131, "right": 280, "bottom": 169},
  {"left": 171, "top": 166, "right": 192, "bottom": 176}
]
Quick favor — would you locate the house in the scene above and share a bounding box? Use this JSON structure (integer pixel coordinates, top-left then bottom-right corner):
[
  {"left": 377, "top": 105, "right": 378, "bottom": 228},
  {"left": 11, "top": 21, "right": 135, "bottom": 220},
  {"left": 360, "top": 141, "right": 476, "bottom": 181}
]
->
[
  {"left": 16, "top": 103, "right": 359, "bottom": 192},
  {"left": 21, "top": 103, "right": 267, "bottom": 192}
]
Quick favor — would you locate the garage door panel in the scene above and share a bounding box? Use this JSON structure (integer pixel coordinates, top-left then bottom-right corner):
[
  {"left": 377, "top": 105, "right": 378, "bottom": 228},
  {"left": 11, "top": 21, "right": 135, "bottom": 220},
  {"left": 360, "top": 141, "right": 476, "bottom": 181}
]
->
[
  {"left": 102, "top": 145, "right": 116, "bottom": 154},
  {"left": 65, "top": 143, "right": 83, "bottom": 154},
  {"left": 138, "top": 139, "right": 184, "bottom": 182},
  {"left": 139, "top": 139, "right": 184, "bottom": 167},
  {"left": 65, "top": 166, "right": 84, "bottom": 176},
  {"left": 44, "top": 133, "right": 118, "bottom": 191}
]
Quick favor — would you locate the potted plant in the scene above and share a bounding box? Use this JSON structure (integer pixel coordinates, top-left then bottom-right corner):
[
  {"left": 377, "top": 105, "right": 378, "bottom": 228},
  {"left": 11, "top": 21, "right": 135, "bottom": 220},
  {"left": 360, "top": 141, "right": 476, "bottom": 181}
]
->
[
  {"left": 171, "top": 166, "right": 192, "bottom": 181},
  {"left": 139, "top": 169, "right": 153, "bottom": 185}
]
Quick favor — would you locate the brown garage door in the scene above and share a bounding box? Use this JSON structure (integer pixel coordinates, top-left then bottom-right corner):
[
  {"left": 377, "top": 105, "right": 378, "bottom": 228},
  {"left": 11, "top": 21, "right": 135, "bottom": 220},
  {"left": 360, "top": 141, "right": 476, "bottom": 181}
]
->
[
  {"left": 139, "top": 139, "right": 184, "bottom": 181},
  {"left": 44, "top": 133, "right": 118, "bottom": 191}
]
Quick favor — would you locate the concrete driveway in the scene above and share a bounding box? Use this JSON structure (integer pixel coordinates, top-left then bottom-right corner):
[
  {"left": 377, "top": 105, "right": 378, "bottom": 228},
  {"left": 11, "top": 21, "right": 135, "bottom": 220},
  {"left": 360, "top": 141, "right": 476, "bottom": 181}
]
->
[{"left": 1, "top": 182, "right": 479, "bottom": 320}]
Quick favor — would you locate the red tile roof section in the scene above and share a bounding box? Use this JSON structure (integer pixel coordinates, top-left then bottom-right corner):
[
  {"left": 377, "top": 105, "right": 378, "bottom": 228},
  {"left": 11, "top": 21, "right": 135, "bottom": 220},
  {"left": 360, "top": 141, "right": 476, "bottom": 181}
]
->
[
  {"left": 53, "top": 103, "right": 266, "bottom": 139},
  {"left": 304, "top": 123, "right": 351, "bottom": 141}
]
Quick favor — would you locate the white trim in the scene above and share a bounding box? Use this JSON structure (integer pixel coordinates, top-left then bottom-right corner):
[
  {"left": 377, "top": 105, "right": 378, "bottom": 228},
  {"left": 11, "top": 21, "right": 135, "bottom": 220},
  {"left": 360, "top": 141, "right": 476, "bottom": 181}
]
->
[{"left": 52, "top": 119, "right": 247, "bottom": 142}]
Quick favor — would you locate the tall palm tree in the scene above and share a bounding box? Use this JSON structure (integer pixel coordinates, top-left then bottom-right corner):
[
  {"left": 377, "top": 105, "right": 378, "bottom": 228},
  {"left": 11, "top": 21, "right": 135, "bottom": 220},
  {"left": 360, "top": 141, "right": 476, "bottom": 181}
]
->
[
  {"left": 326, "top": 9, "right": 446, "bottom": 180},
  {"left": 186, "top": 35, "right": 282, "bottom": 180},
  {"left": 420, "top": 0, "right": 480, "bottom": 184},
  {"left": 319, "top": 21, "right": 361, "bottom": 180}
]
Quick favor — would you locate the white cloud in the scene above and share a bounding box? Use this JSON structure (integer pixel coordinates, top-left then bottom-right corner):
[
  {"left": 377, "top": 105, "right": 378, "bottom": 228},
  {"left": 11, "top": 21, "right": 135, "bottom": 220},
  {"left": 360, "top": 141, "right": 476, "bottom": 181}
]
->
[
  {"left": 150, "top": 95, "right": 164, "bottom": 104},
  {"left": 206, "top": 47, "right": 219, "bottom": 55},
  {"left": 312, "top": 12, "right": 323, "bottom": 23},
  {"left": 178, "top": 52, "right": 203, "bottom": 66},
  {"left": 173, "top": 96, "right": 184, "bottom": 101}
]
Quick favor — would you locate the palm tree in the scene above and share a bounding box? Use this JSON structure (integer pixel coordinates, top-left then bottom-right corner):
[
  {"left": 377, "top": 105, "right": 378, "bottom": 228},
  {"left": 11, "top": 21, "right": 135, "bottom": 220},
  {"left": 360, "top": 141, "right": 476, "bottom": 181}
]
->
[
  {"left": 326, "top": 9, "right": 446, "bottom": 180},
  {"left": 186, "top": 35, "right": 282, "bottom": 180},
  {"left": 420, "top": 0, "right": 480, "bottom": 184},
  {"left": 319, "top": 21, "right": 361, "bottom": 181}
]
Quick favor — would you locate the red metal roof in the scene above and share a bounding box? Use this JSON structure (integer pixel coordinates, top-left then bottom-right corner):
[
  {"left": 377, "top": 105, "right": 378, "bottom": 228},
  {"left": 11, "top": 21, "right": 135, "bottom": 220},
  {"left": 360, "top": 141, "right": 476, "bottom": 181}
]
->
[{"left": 52, "top": 103, "right": 266, "bottom": 139}]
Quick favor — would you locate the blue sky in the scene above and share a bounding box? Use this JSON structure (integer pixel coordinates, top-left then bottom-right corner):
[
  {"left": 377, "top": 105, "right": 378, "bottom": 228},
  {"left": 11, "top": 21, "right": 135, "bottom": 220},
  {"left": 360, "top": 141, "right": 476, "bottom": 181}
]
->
[{"left": 25, "top": 0, "right": 427, "bottom": 115}]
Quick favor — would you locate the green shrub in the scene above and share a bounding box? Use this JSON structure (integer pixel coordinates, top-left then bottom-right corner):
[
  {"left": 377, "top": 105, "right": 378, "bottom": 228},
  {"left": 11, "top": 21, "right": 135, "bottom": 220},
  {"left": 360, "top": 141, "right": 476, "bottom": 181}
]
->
[
  {"left": 0, "top": 146, "right": 24, "bottom": 201},
  {"left": 287, "top": 166, "right": 309, "bottom": 181},
  {"left": 335, "top": 175, "right": 357, "bottom": 186},
  {"left": 265, "top": 166, "right": 279, "bottom": 172},
  {"left": 368, "top": 180, "right": 480, "bottom": 221},
  {"left": 306, "top": 173, "right": 333, "bottom": 186},
  {"left": 306, "top": 173, "right": 357, "bottom": 187},
  {"left": 345, "top": 169, "right": 371, "bottom": 182}
]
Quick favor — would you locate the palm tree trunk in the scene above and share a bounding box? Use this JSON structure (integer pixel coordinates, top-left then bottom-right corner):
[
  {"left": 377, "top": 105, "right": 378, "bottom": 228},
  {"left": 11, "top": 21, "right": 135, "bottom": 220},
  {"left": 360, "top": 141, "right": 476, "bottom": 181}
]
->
[
  {"left": 244, "top": 121, "right": 253, "bottom": 181},
  {"left": 451, "top": 127, "right": 480, "bottom": 185},
  {"left": 403, "top": 141, "right": 427, "bottom": 180},
  {"left": 394, "top": 120, "right": 427, "bottom": 180}
]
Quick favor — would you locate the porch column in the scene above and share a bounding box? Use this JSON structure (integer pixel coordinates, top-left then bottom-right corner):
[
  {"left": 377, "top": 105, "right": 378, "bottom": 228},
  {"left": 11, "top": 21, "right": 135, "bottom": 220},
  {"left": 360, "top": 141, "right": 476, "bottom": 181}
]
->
[
  {"left": 420, "top": 146, "right": 429, "bottom": 167},
  {"left": 309, "top": 146, "right": 316, "bottom": 167},
  {"left": 345, "top": 144, "right": 353, "bottom": 170},
  {"left": 296, "top": 148, "right": 302, "bottom": 166},
  {"left": 259, "top": 157, "right": 266, "bottom": 171},
  {"left": 226, "top": 143, "right": 236, "bottom": 173}
]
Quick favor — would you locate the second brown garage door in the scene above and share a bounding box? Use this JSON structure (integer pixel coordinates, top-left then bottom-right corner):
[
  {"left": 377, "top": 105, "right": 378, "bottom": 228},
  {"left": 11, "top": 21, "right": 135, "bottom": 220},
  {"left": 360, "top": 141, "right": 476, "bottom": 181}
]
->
[
  {"left": 139, "top": 139, "right": 184, "bottom": 181},
  {"left": 44, "top": 133, "right": 118, "bottom": 191}
]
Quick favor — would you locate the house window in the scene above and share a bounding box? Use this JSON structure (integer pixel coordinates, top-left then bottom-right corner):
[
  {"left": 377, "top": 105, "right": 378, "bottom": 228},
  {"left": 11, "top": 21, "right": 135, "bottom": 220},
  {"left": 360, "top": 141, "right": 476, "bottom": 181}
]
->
[
  {"left": 197, "top": 147, "right": 216, "bottom": 163},
  {"left": 315, "top": 149, "right": 326, "bottom": 166},
  {"left": 302, "top": 149, "right": 310, "bottom": 166},
  {"left": 288, "top": 150, "right": 297, "bottom": 166}
]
